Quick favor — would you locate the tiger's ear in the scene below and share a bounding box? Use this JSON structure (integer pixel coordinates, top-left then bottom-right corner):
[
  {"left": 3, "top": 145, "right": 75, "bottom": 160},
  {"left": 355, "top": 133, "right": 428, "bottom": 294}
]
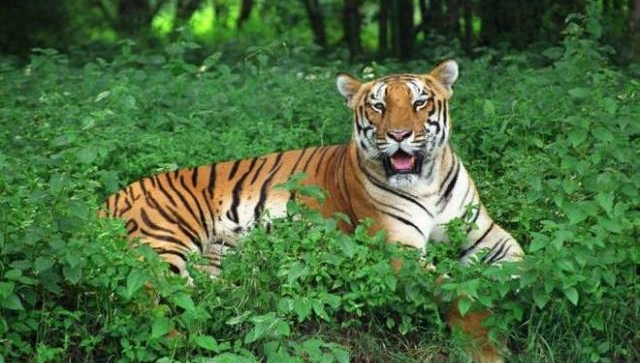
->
[
  {"left": 430, "top": 60, "right": 459, "bottom": 96},
  {"left": 336, "top": 72, "right": 361, "bottom": 108}
]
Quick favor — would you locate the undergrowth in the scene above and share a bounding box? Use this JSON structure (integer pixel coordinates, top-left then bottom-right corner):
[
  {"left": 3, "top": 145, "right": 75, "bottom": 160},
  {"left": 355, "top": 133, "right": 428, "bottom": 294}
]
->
[{"left": 0, "top": 6, "right": 638, "bottom": 363}]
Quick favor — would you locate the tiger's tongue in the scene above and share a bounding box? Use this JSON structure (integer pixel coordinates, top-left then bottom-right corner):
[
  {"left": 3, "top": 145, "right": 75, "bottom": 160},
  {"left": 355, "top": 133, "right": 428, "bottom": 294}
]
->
[{"left": 390, "top": 153, "right": 415, "bottom": 171}]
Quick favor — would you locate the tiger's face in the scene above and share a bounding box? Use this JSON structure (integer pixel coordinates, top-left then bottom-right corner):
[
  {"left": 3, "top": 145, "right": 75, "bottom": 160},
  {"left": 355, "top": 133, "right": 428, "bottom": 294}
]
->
[{"left": 337, "top": 60, "right": 459, "bottom": 188}]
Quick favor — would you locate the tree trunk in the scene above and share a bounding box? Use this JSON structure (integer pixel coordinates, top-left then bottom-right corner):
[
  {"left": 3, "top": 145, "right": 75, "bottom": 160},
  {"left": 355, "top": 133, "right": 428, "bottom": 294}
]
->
[
  {"left": 631, "top": 0, "right": 640, "bottom": 32},
  {"left": 462, "top": 0, "right": 473, "bottom": 51},
  {"left": 630, "top": 0, "right": 640, "bottom": 58},
  {"left": 116, "top": 0, "right": 152, "bottom": 36},
  {"left": 343, "top": 0, "right": 362, "bottom": 58},
  {"left": 301, "top": 0, "right": 328, "bottom": 47},
  {"left": 390, "top": 0, "right": 413, "bottom": 59},
  {"left": 379, "top": 0, "right": 390, "bottom": 54},
  {"left": 175, "top": 0, "right": 202, "bottom": 27},
  {"left": 445, "top": 0, "right": 460, "bottom": 38},
  {"left": 417, "top": 0, "right": 428, "bottom": 40},
  {"left": 237, "top": 0, "right": 254, "bottom": 29},
  {"left": 213, "top": 0, "right": 229, "bottom": 28}
]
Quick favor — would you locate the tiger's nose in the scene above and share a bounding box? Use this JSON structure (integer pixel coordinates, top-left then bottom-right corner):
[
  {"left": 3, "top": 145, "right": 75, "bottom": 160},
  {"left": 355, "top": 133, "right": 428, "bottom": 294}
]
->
[{"left": 387, "top": 129, "right": 412, "bottom": 142}]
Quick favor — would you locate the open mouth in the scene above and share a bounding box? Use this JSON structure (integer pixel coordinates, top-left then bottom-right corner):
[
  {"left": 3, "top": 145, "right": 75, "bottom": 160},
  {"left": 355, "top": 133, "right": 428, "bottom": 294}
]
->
[{"left": 382, "top": 150, "right": 422, "bottom": 176}]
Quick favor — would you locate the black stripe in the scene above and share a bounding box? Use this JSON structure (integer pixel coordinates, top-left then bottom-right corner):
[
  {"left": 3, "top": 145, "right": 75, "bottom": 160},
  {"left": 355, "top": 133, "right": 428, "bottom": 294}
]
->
[
  {"left": 253, "top": 153, "right": 284, "bottom": 221},
  {"left": 140, "top": 208, "right": 174, "bottom": 235},
  {"left": 164, "top": 173, "right": 202, "bottom": 233},
  {"left": 437, "top": 159, "right": 460, "bottom": 208},
  {"left": 226, "top": 157, "right": 258, "bottom": 224},
  {"left": 459, "top": 222, "right": 495, "bottom": 258},
  {"left": 313, "top": 146, "right": 333, "bottom": 176},
  {"left": 207, "top": 164, "right": 217, "bottom": 196},
  {"left": 154, "top": 174, "right": 177, "bottom": 206},
  {"left": 145, "top": 192, "right": 202, "bottom": 251},
  {"left": 302, "top": 147, "right": 321, "bottom": 173},
  {"left": 380, "top": 210, "right": 425, "bottom": 238},
  {"left": 125, "top": 219, "right": 138, "bottom": 234},
  {"left": 165, "top": 205, "right": 203, "bottom": 251},
  {"left": 180, "top": 175, "right": 210, "bottom": 241},
  {"left": 139, "top": 227, "right": 194, "bottom": 250},
  {"left": 485, "top": 238, "right": 510, "bottom": 264},
  {"left": 200, "top": 187, "right": 217, "bottom": 236},
  {"left": 228, "top": 160, "right": 241, "bottom": 180},
  {"left": 191, "top": 167, "right": 199, "bottom": 187},
  {"left": 287, "top": 148, "right": 308, "bottom": 178},
  {"left": 250, "top": 158, "right": 268, "bottom": 185},
  {"left": 458, "top": 182, "right": 471, "bottom": 211}
]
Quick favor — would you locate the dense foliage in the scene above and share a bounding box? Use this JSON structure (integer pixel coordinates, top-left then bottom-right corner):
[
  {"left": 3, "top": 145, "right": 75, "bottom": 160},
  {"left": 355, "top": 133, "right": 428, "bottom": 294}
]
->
[
  {"left": 1, "top": 0, "right": 640, "bottom": 62},
  {"left": 0, "top": 10, "right": 638, "bottom": 363}
]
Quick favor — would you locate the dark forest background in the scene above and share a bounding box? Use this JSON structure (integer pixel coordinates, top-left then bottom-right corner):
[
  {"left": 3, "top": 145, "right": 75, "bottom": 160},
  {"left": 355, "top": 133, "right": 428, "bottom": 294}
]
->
[{"left": 1, "top": 0, "right": 639, "bottom": 63}]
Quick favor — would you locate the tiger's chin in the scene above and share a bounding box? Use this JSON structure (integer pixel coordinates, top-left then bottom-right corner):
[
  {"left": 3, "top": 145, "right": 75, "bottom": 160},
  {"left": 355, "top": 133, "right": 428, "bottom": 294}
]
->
[{"left": 388, "top": 173, "right": 420, "bottom": 188}]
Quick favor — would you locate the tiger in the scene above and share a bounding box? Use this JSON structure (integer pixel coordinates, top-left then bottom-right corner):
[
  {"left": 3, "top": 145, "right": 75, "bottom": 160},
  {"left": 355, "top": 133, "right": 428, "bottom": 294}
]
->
[{"left": 100, "top": 60, "right": 523, "bottom": 363}]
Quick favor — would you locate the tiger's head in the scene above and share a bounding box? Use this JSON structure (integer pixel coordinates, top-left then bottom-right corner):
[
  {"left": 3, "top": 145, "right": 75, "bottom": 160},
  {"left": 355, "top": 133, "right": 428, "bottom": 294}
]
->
[{"left": 337, "top": 60, "right": 459, "bottom": 188}]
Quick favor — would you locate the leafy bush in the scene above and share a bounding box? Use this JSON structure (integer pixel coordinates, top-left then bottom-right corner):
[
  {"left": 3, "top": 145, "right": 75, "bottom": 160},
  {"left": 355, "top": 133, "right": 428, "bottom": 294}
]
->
[{"left": 0, "top": 7, "right": 638, "bottom": 363}]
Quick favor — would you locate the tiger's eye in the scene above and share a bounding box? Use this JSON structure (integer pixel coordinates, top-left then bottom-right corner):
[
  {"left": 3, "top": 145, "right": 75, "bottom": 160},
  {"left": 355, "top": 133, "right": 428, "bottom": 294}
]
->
[{"left": 371, "top": 102, "right": 385, "bottom": 112}]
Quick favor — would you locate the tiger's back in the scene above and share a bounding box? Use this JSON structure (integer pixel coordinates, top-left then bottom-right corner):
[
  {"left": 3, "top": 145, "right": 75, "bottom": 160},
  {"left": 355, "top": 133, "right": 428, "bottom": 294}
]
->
[{"left": 101, "top": 145, "right": 350, "bottom": 275}]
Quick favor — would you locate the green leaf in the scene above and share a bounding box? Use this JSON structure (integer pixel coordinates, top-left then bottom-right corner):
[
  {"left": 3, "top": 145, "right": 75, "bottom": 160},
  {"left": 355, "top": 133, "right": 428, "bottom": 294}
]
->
[
  {"left": 0, "top": 282, "right": 13, "bottom": 299},
  {"left": 62, "top": 265, "right": 82, "bottom": 284},
  {"left": 2, "top": 293, "right": 24, "bottom": 311},
  {"left": 206, "top": 353, "right": 257, "bottom": 363},
  {"left": 312, "top": 300, "right": 330, "bottom": 321},
  {"left": 595, "top": 193, "right": 614, "bottom": 215},
  {"left": 34, "top": 256, "right": 55, "bottom": 273},
  {"left": 528, "top": 233, "right": 549, "bottom": 253},
  {"left": 483, "top": 100, "right": 496, "bottom": 117},
  {"left": 172, "top": 292, "right": 196, "bottom": 312},
  {"left": 384, "top": 274, "right": 397, "bottom": 290},
  {"left": 564, "top": 287, "right": 579, "bottom": 306},
  {"left": 193, "top": 335, "right": 220, "bottom": 352},
  {"left": 286, "top": 261, "right": 309, "bottom": 285},
  {"left": 76, "top": 146, "right": 97, "bottom": 164},
  {"left": 457, "top": 297, "right": 472, "bottom": 316},
  {"left": 151, "top": 317, "right": 171, "bottom": 339},
  {"left": 533, "top": 292, "right": 550, "bottom": 309},
  {"left": 568, "top": 87, "right": 589, "bottom": 99},
  {"left": 125, "top": 269, "right": 147, "bottom": 298},
  {"left": 293, "top": 297, "right": 312, "bottom": 321}
]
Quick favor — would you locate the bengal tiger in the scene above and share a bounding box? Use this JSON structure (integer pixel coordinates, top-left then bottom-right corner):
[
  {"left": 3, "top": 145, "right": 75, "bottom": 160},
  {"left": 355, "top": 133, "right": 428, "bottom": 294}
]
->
[{"left": 100, "top": 60, "right": 523, "bottom": 363}]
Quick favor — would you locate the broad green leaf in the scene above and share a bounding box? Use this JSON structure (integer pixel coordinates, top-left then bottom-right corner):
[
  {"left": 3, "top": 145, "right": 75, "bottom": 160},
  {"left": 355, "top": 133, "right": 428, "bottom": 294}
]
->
[
  {"left": 206, "top": 353, "right": 257, "bottom": 363},
  {"left": 293, "top": 297, "right": 312, "bottom": 321},
  {"left": 34, "top": 256, "right": 55, "bottom": 273},
  {"left": 286, "top": 262, "right": 309, "bottom": 285},
  {"left": 172, "top": 292, "right": 196, "bottom": 312},
  {"left": 2, "top": 293, "right": 24, "bottom": 311},
  {"left": 151, "top": 317, "right": 171, "bottom": 339},
  {"left": 564, "top": 287, "right": 579, "bottom": 306},
  {"left": 483, "top": 100, "right": 495, "bottom": 117},
  {"left": 76, "top": 146, "right": 97, "bottom": 164},
  {"left": 533, "top": 292, "right": 550, "bottom": 309},
  {"left": 193, "top": 335, "right": 220, "bottom": 352},
  {"left": 0, "top": 282, "right": 13, "bottom": 299},
  {"left": 457, "top": 297, "right": 473, "bottom": 316},
  {"left": 125, "top": 269, "right": 147, "bottom": 298},
  {"left": 528, "top": 233, "right": 549, "bottom": 253},
  {"left": 62, "top": 265, "right": 82, "bottom": 284},
  {"left": 595, "top": 193, "right": 614, "bottom": 214},
  {"left": 568, "top": 87, "right": 589, "bottom": 99}
]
